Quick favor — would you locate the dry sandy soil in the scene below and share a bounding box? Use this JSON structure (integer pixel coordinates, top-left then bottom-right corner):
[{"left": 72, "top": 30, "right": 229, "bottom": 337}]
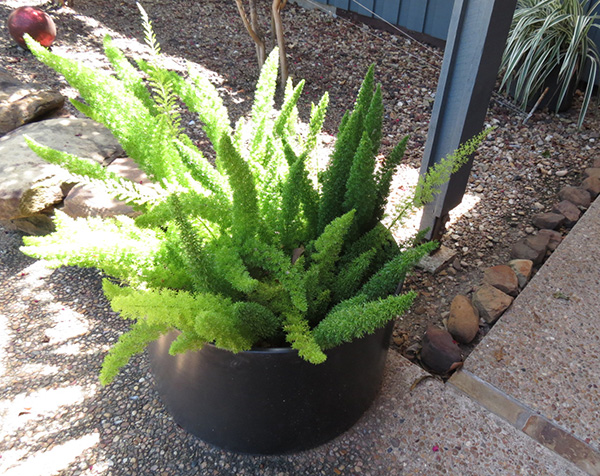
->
[{"left": 2, "top": 0, "right": 599, "bottom": 363}]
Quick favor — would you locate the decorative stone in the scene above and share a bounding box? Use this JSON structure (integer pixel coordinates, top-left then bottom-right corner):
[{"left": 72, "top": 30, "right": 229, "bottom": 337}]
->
[
  {"left": 0, "top": 68, "right": 65, "bottom": 135},
  {"left": 558, "top": 186, "right": 591, "bottom": 209},
  {"left": 525, "top": 233, "right": 550, "bottom": 255},
  {"left": 472, "top": 284, "right": 514, "bottom": 324},
  {"left": 583, "top": 168, "right": 600, "bottom": 180},
  {"left": 531, "top": 212, "right": 565, "bottom": 230},
  {"left": 483, "top": 265, "right": 519, "bottom": 297},
  {"left": 0, "top": 118, "right": 122, "bottom": 233},
  {"left": 552, "top": 200, "right": 581, "bottom": 227},
  {"left": 537, "top": 229, "right": 562, "bottom": 251},
  {"left": 417, "top": 245, "right": 457, "bottom": 274},
  {"left": 63, "top": 158, "right": 150, "bottom": 219},
  {"left": 508, "top": 259, "right": 533, "bottom": 289},
  {"left": 447, "top": 295, "right": 479, "bottom": 344},
  {"left": 420, "top": 326, "right": 462, "bottom": 374},
  {"left": 510, "top": 233, "right": 549, "bottom": 265},
  {"left": 593, "top": 158, "right": 600, "bottom": 168},
  {"left": 582, "top": 176, "right": 600, "bottom": 199},
  {"left": 510, "top": 240, "right": 543, "bottom": 264}
]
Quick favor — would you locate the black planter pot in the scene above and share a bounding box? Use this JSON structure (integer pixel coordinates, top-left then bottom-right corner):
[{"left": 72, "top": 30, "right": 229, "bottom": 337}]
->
[
  {"left": 509, "top": 66, "right": 577, "bottom": 113},
  {"left": 147, "top": 320, "right": 394, "bottom": 455}
]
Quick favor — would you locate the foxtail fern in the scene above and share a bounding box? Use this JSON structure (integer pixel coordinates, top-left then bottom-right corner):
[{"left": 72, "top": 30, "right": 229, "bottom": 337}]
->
[{"left": 21, "top": 22, "right": 489, "bottom": 385}]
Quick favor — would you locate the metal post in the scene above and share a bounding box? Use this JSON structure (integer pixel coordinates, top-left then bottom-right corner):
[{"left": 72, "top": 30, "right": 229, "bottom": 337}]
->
[{"left": 419, "top": 0, "right": 517, "bottom": 241}]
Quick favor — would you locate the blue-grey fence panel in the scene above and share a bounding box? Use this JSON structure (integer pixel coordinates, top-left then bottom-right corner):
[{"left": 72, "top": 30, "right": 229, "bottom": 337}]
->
[
  {"left": 321, "top": 0, "right": 454, "bottom": 40},
  {"left": 423, "top": 0, "right": 454, "bottom": 40},
  {"left": 327, "top": 0, "right": 350, "bottom": 10},
  {"left": 398, "top": 0, "right": 429, "bottom": 34},
  {"left": 320, "top": 0, "right": 600, "bottom": 61},
  {"left": 374, "top": 0, "right": 401, "bottom": 25},
  {"left": 349, "top": 0, "right": 374, "bottom": 17}
]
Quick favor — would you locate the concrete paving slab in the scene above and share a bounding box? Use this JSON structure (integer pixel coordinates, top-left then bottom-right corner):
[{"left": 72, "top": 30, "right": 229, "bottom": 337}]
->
[
  {"left": 349, "top": 353, "right": 586, "bottom": 475},
  {"left": 453, "top": 198, "right": 600, "bottom": 474}
]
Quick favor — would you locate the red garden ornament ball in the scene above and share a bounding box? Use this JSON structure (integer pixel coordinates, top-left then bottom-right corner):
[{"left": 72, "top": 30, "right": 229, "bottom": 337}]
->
[{"left": 7, "top": 6, "right": 57, "bottom": 48}]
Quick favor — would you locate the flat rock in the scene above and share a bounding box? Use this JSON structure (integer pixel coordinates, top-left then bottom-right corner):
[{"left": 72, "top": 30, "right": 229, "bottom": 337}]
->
[
  {"left": 510, "top": 240, "right": 542, "bottom": 264},
  {"left": 472, "top": 284, "right": 514, "bottom": 324},
  {"left": 582, "top": 176, "right": 600, "bottom": 199},
  {"left": 63, "top": 157, "right": 149, "bottom": 218},
  {"left": 0, "top": 69, "right": 65, "bottom": 135},
  {"left": 417, "top": 245, "right": 457, "bottom": 274},
  {"left": 483, "top": 265, "right": 519, "bottom": 297},
  {"left": 525, "top": 233, "right": 550, "bottom": 255},
  {"left": 0, "top": 118, "right": 122, "bottom": 233},
  {"left": 508, "top": 259, "right": 533, "bottom": 289},
  {"left": 537, "top": 229, "right": 562, "bottom": 251},
  {"left": 531, "top": 212, "right": 564, "bottom": 230},
  {"left": 558, "top": 186, "right": 591, "bottom": 209},
  {"left": 552, "top": 200, "right": 581, "bottom": 227},
  {"left": 510, "top": 233, "right": 549, "bottom": 265},
  {"left": 447, "top": 295, "right": 479, "bottom": 344},
  {"left": 583, "top": 167, "right": 600, "bottom": 180},
  {"left": 420, "top": 326, "right": 462, "bottom": 374}
]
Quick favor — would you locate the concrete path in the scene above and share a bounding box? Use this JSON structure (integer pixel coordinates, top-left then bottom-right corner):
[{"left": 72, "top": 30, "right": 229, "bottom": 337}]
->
[{"left": 448, "top": 196, "right": 600, "bottom": 474}]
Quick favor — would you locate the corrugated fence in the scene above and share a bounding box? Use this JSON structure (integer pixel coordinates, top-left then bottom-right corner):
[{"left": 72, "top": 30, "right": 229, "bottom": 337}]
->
[
  {"left": 319, "top": 0, "right": 600, "bottom": 49},
  {"left": 320, "top": 0, "right": 455, "bottom": 40}
]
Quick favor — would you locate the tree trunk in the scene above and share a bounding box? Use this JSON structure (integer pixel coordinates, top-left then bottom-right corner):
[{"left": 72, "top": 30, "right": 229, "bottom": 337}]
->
[
  {"left": 235, "top": 0, "right": 266, "bottom": 69},
  {"left": 271, "top": 0, "right": 288, "bottom": 88}
]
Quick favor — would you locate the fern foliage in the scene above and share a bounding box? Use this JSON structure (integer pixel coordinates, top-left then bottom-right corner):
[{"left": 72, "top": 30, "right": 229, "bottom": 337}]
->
[{"left": 22, "top": 26, "right": 489, "bottom": 385}]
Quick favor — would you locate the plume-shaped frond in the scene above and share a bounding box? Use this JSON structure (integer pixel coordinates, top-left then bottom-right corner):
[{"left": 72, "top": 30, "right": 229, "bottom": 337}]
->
[
  {"left": 218, "top": 134, "right": 260, "bottom": 240},
  {"left": 103, "top": 35, "right": 157, "bottom": 114},
  {"left": 313, "top": 291, "right": 416, "bottom": 350},
  {"left": 283, "top": 311, "right": 326, "bottom": 363}
]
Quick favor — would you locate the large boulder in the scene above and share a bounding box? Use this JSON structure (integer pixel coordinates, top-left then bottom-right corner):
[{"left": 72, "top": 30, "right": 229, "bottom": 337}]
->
[
  {"left": 0, "top": 118, "right": 122, "bottom": 234},
  {"left": 0, "top": 68, "right": 65, "bottom": 136}
]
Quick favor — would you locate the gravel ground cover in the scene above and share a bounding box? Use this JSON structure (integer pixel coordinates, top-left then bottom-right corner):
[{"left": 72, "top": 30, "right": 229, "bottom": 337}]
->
[{"left": 1, "top": 0, "right": 600, "bottom": 473}]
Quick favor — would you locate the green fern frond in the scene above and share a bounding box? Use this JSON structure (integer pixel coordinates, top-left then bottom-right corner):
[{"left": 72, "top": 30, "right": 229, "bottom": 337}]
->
[
  {"left": 169, "top": 71, "right": 231, "bottom": 150},
  {"left": 168, "top": 194, "right": 221, "bottom": 294},
  {"left": 413, "top": 129, "right": 492, "bottom": 208},
  {"left": 25, "top": 138, "right": 161, "bottom": 210},
  {"left": 304, "top": 92, "right": 329, "bottom": 157},
  {"left": 364, "top": 84, "right": 383, "bottom": 155},
  {"left": 313, "top": 291, "right": 416, "bottom": 350},
  {"left": 354, "top": 64, "right": 375, "bottom": 118},
  {"left": 244, "top": 239, "right": 308, "bottom": 313},
  {"left": 283, "top": 311, "right": 327, "bottom": 363},
  {"left": 306, "top": 210, "right": 355, "bottom": 293},
  {"left": 358, "top": 241, "right": 438, "bottom": 300},
  {"left": 173, "top": 136, "right": 231, "bottom": 201},
  {"left": 332, "top": 249, "right": 376, "bottom": 303},
  {"left": 24, "top": 36, "right": 164, "bottom": 181},
  {"left": 232, "top": 301, "right": 281, "bottom": 341},
  {"left": 274, "top": 79, "right": 305, "bottom": 138},
  {"left": 100, "top": 318, "right": 169, "bottom": 385},
  {"left": 318, "top": 105, "right": 365, "bottom": 231},
  {"left": 22, "top": 212, "right": 163, "bottom": 285},
  {"left": 210, "top": 238, "right": 258, "bottom": 293},
  {"left": 343, "top": 131, "right": 377, "bottom": 241},
  {"left": 103, "top": 35, "right": 157, "bottom": 114},
  {"left": 251, "top": 48, "right": 280, "bottom": 125},
  {"left": 374, "top": 135, "right": 409, "bottom": 220},
  {"left": 138, "top": 2, "right": 161, "bottom": 56},
  {"left": 218, "top": 134, "right": 260, "bottom": 240}
]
